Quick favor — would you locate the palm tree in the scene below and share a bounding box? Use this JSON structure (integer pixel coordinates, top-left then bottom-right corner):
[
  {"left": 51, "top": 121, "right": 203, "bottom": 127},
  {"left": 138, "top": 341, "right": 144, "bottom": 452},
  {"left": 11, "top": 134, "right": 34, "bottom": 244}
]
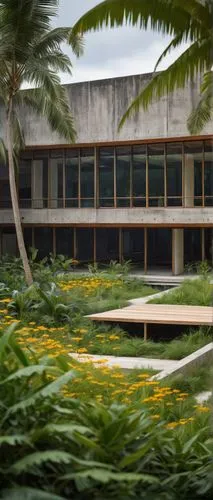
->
[
  {"left": 73, "top": 0, "right": 213, "bottom": 133},
  {"left": 0, "top": 0, "right": 83, "bottom": 286}
]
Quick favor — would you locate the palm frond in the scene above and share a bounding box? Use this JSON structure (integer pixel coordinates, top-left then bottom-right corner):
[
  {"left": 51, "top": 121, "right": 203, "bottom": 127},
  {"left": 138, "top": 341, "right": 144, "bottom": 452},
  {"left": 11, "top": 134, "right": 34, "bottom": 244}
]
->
[
  {"left": 32, "top": 27, "right": 73, "bottom": 56},
  {"left": 154, "top": 32, "right": 187, "bottom": 71},
  {"left": 19, "top": 87, "right": 76, "bottom": 143},
  {"left": 23, "top": 61, "right": 62, "bottom": 100},
  {"left": 119, "top": 38, "right": 211, "bottom": 129},
  {"left": 73, "top": 0, "right": 198, "bottom": 37},
  {"left": 35, "top": 52, "right": 73, "bottom": 75},
  {"left": 68, "top": 29, "right": 85, "bottom": 57},
  {"left": 187, "top": 70, "right": 213, "bottom": 133}
]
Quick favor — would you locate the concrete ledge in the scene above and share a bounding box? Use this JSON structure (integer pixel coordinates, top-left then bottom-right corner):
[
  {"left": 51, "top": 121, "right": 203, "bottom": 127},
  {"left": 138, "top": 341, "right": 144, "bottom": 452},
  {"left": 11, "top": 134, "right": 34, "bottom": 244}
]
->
[
  {"left": 1, "top": 207, "right": 213, "bottom": 225},
  {"left": 154, "top": 342, "right": 213, "bottom": 381}
]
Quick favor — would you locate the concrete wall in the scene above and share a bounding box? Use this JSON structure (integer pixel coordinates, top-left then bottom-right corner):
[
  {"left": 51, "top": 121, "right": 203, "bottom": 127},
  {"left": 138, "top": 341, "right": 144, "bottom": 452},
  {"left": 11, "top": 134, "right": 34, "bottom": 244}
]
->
[
  {"left": 1, "top": 207, "right": 213, "bottom": 226},
  {"left": 0, "top": 73, "right": 212, "bottom": 146}
]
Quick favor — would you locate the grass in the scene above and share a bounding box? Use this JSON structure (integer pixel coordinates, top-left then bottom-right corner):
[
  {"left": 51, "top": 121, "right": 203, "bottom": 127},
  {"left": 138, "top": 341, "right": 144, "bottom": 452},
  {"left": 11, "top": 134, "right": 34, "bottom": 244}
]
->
[
  {"left": 149, "top": 278, "right": 213, "bottom": 306},
  {"left": 168, "top": 363, "right": 213, "bottom": 395}
]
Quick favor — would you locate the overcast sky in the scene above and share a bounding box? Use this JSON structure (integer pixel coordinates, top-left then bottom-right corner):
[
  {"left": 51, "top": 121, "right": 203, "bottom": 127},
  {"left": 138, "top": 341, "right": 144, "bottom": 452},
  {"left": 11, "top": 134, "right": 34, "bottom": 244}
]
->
[{"left": 55, "top": 0, "right": 188, "bottom": 83}]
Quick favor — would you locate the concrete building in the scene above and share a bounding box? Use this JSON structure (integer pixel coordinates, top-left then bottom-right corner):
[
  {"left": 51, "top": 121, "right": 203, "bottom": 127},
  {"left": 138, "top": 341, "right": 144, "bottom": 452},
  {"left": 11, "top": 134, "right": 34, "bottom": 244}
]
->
[{"left": 0, "top": 72, "right": 212, "bottom": 274}]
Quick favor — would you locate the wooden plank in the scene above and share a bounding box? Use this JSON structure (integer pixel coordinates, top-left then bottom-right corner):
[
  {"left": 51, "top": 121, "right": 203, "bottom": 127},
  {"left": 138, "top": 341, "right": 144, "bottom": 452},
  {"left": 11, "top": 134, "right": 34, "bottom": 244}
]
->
[{"left": 87, "top": 303, "right": 213, "bottom": 326}]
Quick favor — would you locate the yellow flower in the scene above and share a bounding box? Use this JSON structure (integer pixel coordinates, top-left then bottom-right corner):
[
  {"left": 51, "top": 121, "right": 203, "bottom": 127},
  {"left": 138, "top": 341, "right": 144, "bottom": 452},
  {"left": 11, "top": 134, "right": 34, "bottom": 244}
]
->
[
  {"left": 194, "top": 405, "right": 210, "bottom": 413},
  {"left": 151, "top": 415, "right": 160, "bottom": 420},
  {"left": 72, "top": 337, "right": 82, "bottom": 342},
  {"left": 165, "top": 422, "right": 179, "bottom": 430}
]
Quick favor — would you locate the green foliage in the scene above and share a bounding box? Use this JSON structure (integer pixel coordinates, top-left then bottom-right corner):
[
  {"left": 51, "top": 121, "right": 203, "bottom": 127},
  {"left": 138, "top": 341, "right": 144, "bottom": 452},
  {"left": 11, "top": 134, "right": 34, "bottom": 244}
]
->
[
  {"left": 0, "top": 326, "right": 212, "bottom": 499},
  {"left": 149, "top": 278, "right": 213, "bottom": 306},
  {"left": 107, "top": 260, "right": 132, "bottom": 276},
  {"left": 73, "top": 0, "right": 213, "bottom": 133}
]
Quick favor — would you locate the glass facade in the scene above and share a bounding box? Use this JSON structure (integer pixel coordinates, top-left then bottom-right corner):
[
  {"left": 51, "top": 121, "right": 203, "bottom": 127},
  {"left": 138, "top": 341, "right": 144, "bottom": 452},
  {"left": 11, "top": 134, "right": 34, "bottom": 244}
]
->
[
  {"left": 0, "top": 139, "right": 212, "bottom": 209},
  {"left": 1, "top": 226, "right": 212, "bottom": 273}
]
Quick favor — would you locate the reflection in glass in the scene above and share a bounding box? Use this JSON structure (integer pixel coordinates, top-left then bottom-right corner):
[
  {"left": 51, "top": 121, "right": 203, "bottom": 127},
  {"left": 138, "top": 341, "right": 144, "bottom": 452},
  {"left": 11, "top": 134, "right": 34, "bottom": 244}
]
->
[
  {"left": 123, "top": 229, "right": 144, "bottom": 264},
  {"left": 24, "top": 228, "right": 32, "bottom": 255},
  {"left": 116, "top": 147, "right": 131, "bottom": 207},
  {"left": 204, "top": 140, "right": 213, "bottom": 206},
  {"left": 50, "top": 151, "right": 64, "bottom": 208},
  {"left": 56, "top": 228, "right": 74, "bottom": 256},
  {"left": 147, "top": 229, "right": 172, "bottom": 269},
  {"left": 148, "top": 144, "right": 165, "bottom": 206},
  {"left": 76, "top": 228, "right": 94, "bottom": 261},
  {"left": 19, "top": 159, "right": 32, "bottom": 208},
  {"left": 99, "top": 147, "right": 114, "bottom": 207},
  {"left": 204, "top": 228, "right": 213, "bottom": 264},
  {"left": 34, "top": 228, "right": 53, "bottom": 260},
  {"left": 65, "top": 150, "right": 78, "bottom": 207},
  {"left": 80, "top": 148, "right": 94, "bottom": 207},
  {"left": 166, "top": 143, "right": 182, "bottom": 206},
  {"left": 0, "top": 163, "right": 11, "bottom": 208},
  {"left": 184, "top": 229, "right": 202, "bottom": 265},
  {"left": 132, "top": 146, "right": 146, "bottom": 207},
  {"left": 96, "top": 228, "right": 119, "bottom": 262},
  {"left": 184, "top": 142, "right": 203, "bottom": 206}
]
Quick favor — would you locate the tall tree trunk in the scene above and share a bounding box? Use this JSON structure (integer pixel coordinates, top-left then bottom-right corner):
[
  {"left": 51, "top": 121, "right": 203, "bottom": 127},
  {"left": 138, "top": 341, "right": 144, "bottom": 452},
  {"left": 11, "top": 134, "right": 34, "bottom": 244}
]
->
[{"left": 6, "top": 98, "right": 33, "bottom": 286}]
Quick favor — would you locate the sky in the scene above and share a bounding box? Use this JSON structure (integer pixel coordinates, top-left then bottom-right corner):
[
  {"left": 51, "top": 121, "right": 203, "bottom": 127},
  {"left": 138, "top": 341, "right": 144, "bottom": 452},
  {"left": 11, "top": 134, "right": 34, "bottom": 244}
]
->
[{"left": 56, "top": 0, "right": 188, "bottom": 84}]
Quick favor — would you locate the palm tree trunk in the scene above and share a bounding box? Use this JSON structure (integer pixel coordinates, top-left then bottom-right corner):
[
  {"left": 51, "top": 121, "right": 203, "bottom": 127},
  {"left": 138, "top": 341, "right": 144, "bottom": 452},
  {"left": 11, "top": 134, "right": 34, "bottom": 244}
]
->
[{"left": 6, "top": 98, "right": 33, "bottom": 286}]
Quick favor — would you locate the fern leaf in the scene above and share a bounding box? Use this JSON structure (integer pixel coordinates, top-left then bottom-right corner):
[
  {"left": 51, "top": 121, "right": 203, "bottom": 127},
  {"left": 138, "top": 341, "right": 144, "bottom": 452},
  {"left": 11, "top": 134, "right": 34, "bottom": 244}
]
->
[
  {"left": 0, "top": 435, "right": 28, "bottom": 446},
  {"left": 2, "top": 365, "right": 60, "bottom": 384},
  {"left": 44, "top": 423, "right": 92, "bottom": 435},
  {"left": 8, "top": 370, "right": 75, "bottom": 414},
  {"left": 11, "top": 450, "right": 73, "bottom": 474},
  {"left": 1, "top": 487, "right": 65, "bottom": 499}
]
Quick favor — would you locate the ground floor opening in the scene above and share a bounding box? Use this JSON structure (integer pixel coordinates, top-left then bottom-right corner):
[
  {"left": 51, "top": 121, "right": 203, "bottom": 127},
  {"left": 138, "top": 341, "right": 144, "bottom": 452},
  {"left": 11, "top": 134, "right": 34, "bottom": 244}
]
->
[{"left": 0, "top": 226, "right": 212, "bottom": 276}]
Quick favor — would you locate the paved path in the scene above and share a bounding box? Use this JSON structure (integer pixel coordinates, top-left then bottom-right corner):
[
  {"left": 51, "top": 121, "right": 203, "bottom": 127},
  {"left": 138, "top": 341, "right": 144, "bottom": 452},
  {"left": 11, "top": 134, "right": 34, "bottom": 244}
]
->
[{"left": 69, "top": 353, "right": 176, "bottom": 371}]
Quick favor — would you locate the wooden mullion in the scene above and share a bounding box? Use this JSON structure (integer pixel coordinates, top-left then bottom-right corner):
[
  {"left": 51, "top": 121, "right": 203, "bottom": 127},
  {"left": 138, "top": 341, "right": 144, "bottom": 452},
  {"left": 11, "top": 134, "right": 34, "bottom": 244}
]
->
[
  {"left": 146, "top": 145, "right": 149, "bottom": 208},
  {"left": 114, "top": 146, "right": 116, "bottom": 208}
]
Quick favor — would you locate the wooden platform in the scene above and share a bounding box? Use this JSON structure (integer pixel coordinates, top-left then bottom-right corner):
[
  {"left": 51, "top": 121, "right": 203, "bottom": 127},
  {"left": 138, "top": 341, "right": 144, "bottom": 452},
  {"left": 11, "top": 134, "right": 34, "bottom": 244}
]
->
[{"left": 87, "top": 304, "right": 213, "bottom": 341}]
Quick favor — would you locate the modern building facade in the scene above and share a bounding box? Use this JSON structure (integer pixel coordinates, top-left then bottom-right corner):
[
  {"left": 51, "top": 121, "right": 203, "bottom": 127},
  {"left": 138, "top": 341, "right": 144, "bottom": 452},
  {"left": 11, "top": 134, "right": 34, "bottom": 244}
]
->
[{"left": 0, "top": 72, "right": 212, "bottom": 274}]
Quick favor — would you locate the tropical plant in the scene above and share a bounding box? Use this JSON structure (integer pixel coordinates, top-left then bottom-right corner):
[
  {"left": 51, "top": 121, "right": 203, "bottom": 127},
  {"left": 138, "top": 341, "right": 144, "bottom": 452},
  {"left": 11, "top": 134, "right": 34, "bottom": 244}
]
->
[
  {"left": 0, "top": 326, "right": 212, "bottom": 499},
  {"left": 73, "top": 0, "right": 213, "bottom": 133},
  {"left": 0, "top": 0, "right": 83, "bottom": 286}
]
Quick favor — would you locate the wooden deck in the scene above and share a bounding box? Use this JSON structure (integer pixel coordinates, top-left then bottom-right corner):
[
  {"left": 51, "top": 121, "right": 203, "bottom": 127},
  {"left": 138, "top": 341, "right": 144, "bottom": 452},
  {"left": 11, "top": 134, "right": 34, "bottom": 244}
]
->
[{"left": 87, "top": 304, "right": 213, "bottom": 341}]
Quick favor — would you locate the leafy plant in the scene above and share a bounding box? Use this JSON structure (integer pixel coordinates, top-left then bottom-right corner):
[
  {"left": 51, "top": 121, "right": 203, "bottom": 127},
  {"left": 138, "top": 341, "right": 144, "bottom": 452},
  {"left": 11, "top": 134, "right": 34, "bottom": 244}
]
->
[
  {"left": 107, "top": 260, "right": 132, "bottom": 276},
  {"left": 0, "top": 326, "right": 212, "bottom": 499}
]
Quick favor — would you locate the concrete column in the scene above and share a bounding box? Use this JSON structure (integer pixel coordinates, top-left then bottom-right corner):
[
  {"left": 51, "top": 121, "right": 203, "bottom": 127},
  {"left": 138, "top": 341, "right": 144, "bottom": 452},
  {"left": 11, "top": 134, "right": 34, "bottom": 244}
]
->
[
  {"left": 184, "top": 155, "right": 194, "bottom": 208},
  {"left": 172, "top": 229, "right": 184, "bottom": 275},
  {"left": 32, "top": 160, "right": 43, "bottom": 209},
  {"left": 49, "top": 159, "right": 58, "bottom": 208}
]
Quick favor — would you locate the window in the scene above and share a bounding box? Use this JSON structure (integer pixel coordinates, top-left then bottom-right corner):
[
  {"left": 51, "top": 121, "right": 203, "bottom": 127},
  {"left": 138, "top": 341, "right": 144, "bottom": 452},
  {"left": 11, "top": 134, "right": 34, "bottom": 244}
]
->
[
  {"left": 76, "top": 228, "right": 94, "bottom": 261},
  {"left": 184, "top": 229, "right": 202, "bottom": 265},
  {"left": 65, "top": 150, "right": 79, "bottom": 207},
  {"left": 34, "top": 227, "right": 53, "bottom": 260},
  {"left": 123, "top": 229, "right": 144, "bottom": 263},
  {"left": 166, "top": 143, "right": 182, "bottom": 206},
  {"left": 33, "top": 150, "right": 49, "bottom": 208},
  {"left": 80, "top": 148, "right": 94, "bottom": 207},
  {"left": 148, "top": 144, "right": 165, "bottom": 206},
  {"left": 99, "top": 147, "right": 114, "bottom": 207},
  {"left": 24, "top": 228, "right": 32, "bottom": 256},
  {"left": 116, "top": 146, "right": 131, "bottom": 207},
  {"left": 204, "top": 140, "right": 213, "bottom": 206},
  {"left": 184, "top": 142, "right": 203, "bottom": 206},
  {"left": 56, "top": 228, "right": 74, "bottom": 257},
  {"left": 96, "top": 228, "right": 119, "bottom": 262},
  {"left": 132, "top": 146, "right": 146, "bottom": 207},
  {"left": 49, "top": 150, "right": 64, "bottom": 208},
  {"left": 19, "top": 159, "right": 32, "bottom": 208},
  {"left": 0, "top": 164, "right": 11, "bottom": 208}
]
